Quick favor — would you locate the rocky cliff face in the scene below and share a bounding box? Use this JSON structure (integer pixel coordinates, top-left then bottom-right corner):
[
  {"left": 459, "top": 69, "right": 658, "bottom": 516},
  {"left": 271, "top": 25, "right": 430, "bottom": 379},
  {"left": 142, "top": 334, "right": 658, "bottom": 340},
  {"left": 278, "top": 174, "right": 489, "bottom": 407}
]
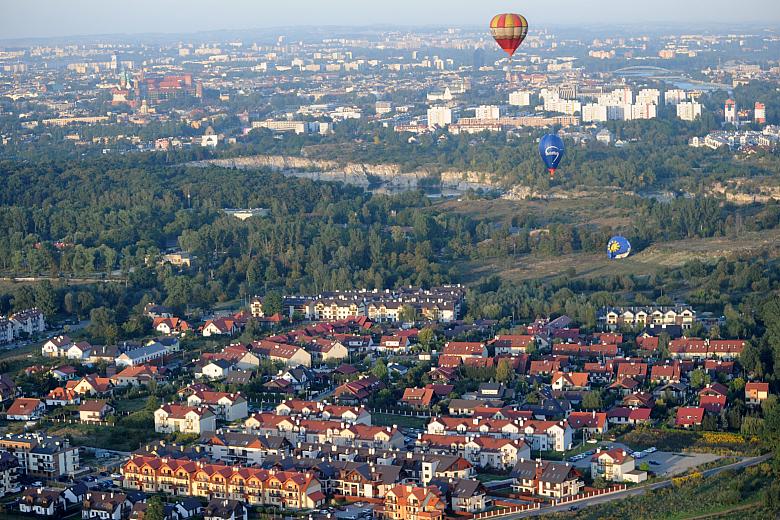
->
[
  {"left": 188, "top": 155, "right": 499, "bottom": 192},
  {"left": 706, "top": 180, "right": 780, "bottom": 204}
]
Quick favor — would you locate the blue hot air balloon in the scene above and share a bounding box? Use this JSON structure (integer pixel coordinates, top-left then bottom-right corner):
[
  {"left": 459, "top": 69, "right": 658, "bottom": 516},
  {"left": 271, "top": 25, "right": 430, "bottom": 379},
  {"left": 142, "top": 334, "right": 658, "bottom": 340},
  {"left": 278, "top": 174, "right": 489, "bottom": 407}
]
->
[
  {"left": 539, "top": 134, "right": 565, "bottom": 178},
  {"left": 607, "top": 236, "right": 631, "bottom": 259}
]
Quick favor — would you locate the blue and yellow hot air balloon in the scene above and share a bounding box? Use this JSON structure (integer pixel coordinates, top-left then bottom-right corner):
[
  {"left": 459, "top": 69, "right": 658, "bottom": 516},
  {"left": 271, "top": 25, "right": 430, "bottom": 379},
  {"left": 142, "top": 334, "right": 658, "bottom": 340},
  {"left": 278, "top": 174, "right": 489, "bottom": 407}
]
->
[{"left": 607, "top": 236, "right": 631, "bottom": 259}]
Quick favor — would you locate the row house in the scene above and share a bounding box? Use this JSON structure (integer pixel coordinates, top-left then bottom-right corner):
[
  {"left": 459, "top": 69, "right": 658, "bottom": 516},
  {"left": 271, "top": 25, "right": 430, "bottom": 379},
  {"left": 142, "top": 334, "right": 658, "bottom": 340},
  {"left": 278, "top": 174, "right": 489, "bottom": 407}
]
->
[
  {"left": 115, "top": 342, "right": 169, "bottom": 367},
  {"left": 251, "top": 340, "right": 312, "bottom": 367},
  {"left": 0, "top": 452, "right": 19, "bottom": 498},
  {"left": 244, "top": 415, "right": 404, "bottom": 449},
  {"left": 511, "top": 460, "right": 583, "bottom": 499},
  {"left": 441, "top": 342, "right": 487, "bottom": 360},
  {"left": 41, "top": 335, "right": 73, "bottom": 357},
  {"left": 274, "top": 399, "right": 372, "bottom": 425},
  {"left": 599, "top": 305, "right": 695, "bottom": 329},
  {"left": 333, "top": 375, "right": 385, "bottom": 404},
  {"left": 669, "top": 338, "right": 745, "bottom": 360},
  {"left": 650, "top": 362, "right": 682, "bottom": 384},
  {"left": 121, "top": 455, "right": 325, "bottom": 509},
  {"left": 490, "top": 335, "right": 535, "bottom": 356},
  {"left": 426, "top": 417, "right": 573, "bottom": 452},
  {"left": 199, "top": 432, "right": 291, "bottom": 466},
  {"left": 583, "top": 362, "right": 614, "bottom": 384},
  {"left": 416, "top": 434, "right": 530, "bottom": 470}
]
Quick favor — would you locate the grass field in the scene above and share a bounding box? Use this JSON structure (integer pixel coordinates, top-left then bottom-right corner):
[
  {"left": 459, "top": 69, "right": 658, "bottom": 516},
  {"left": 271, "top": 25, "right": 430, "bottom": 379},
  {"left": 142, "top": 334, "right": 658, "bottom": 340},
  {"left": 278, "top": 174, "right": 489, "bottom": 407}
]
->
[
  {"left": 372, "top": 413, "right": 428, "bottom": 430},
  {"left": 459, "top": 229, "right": 780, "bottom": 283}
]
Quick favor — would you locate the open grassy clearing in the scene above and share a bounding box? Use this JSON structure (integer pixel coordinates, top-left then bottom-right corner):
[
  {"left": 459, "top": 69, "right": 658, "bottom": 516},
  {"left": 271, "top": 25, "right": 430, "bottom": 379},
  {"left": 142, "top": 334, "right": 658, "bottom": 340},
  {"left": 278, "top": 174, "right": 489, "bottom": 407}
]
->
[{"left": 459, "top": 228, "right": 780, "bottom": 283}]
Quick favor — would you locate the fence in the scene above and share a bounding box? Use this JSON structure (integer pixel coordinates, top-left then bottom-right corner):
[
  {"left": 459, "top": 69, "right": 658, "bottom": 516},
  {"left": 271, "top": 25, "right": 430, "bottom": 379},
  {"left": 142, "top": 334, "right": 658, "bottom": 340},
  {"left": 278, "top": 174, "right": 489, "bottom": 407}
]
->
[
  {"left": 472, "top": 503, "right": 541, "bottom": 519},
  {"left": 551, "top": 484, "right": 628, "bottom": 505}
]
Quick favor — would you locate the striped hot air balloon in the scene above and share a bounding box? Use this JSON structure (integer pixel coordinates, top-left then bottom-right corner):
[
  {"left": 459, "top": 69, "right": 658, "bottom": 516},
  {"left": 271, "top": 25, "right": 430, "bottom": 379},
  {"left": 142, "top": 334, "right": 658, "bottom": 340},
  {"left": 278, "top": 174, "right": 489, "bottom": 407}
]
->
[{"left": 489, "top": 13, "right": 529, "bottom": 57}]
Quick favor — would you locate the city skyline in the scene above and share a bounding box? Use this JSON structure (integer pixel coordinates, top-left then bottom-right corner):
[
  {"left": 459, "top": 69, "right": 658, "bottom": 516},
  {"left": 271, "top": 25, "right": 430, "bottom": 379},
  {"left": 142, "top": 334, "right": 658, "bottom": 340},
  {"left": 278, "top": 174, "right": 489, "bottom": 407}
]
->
[{"left": 1, "top": 0, "right": 780, "bottom": 40}]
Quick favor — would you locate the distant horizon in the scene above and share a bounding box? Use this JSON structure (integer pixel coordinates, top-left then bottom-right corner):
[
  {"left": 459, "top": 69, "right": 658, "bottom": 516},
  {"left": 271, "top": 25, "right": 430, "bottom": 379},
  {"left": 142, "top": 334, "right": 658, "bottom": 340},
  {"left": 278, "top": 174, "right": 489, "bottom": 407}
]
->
[
  {"left": 1, "top": 21, "right": 779, "bottom": 46},
  {"left": 1, "top": 0, "right": 779, "bottom": 41}
]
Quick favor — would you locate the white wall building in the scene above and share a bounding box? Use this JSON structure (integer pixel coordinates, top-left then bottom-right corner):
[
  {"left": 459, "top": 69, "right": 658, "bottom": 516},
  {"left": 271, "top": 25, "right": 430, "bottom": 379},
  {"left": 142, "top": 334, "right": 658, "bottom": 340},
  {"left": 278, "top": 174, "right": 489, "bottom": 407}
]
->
[
  {"left": 677, "top": 101, "right": 702, "bottom": 121},
  {"left": 427, "top": 106, "right": 453, "bottom": 128}
]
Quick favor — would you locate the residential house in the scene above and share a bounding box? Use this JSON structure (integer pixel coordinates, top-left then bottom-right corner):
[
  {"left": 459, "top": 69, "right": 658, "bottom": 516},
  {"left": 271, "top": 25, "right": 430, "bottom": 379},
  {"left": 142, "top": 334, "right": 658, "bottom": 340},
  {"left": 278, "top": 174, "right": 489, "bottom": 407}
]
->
[
  {"left": 401, "top": 388, "right": 435, "bottom": 409},
  {"left": 45, "top": 387, "right": 81, "bottom": 407},
  {"left": 430, "top": 478, "right": 490, "bottom": 513},
  {"left": 82, "top": 491, "right": 131, "bottom": 520},
  {"left": 202, "top": 318, "right": 237, "bottom": 337},
  {"left": 551, "top": 372, "right": 590, "bottom": 391},
  {"left": 199, "top": 360, "right": 233, "bottom": 380},
  {"left": 112, "top": 365, "right": 165, "bottom": 387},
  {"left": 115, "top": 342, "right": 168, "bottom": 367},
  {"left": 154, "top": 404, "right": 217, "bottom": 434},
  {"left": 650, "top": 362, "right": 682, "bottom": 384},
  {"left": 153, "top": 317, "right": 191, "bottom": 335},
  {"left": 42, "top": 335, "right": 73, "bottom": 357},
  {"left": 6, "top": 398, "right": 45, "bottom": 421},
  {"left": 567, "top": 411, "right": 608, "bottom": 436},
  {"left": 0, "top": 433, "right": 80, "bottom": 478},
  {"left": 491, "top": 335, "right": 535, "bottom": 356},
  {"left": 442, "top": 342, "right": 487, "bottom": 360},
  {"left": 67, "top": 376, "right": 114, "bottom": 396},
  {"left": 186, "top": 391, "right": 248, "bottom": 422},
  {"left": 606, "top": 407, "right": 652, "bottom": 426},
  {"left": 511, "top": 460, "right": 583, "bottom": 498},
  {"left": 745, "top": 382, "right": 769, "bottom": 406},
  {"left": 0, "top": 452, "right": 20, "bottom": 498},
  {"left": 333, "top": 376, "right": 385, "bottom": 404},
  {"left": 204, "top": 499, "right": 248, "bottom": 520},
  {"left": 78, "top": 400, "right": 113, "bottom": 423},
  {"left": 383, "top": 484, "right": 445, "bottom": 520},
  {"left": 590, "top": 448, "right": 647, "bottom": 483},
  {"left": 675, "top": 407, "right": 705, "bottom": 428},
  {"left": 20, "top": 487, "right": 67, "bottom": 517}
]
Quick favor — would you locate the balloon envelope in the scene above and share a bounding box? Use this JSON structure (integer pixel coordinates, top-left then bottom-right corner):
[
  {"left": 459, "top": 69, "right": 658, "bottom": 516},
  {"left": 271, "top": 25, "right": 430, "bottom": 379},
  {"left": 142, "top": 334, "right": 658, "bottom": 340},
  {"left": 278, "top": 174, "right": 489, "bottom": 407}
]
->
[
  {"left": 607, "top": 236, "right": 632, "bottom": 259},
  {"left": 539, "top": 134, "right": 565, "bottom": 175},
  {"left": 490, "top": 13, "right": 529, "bottom": 57}
]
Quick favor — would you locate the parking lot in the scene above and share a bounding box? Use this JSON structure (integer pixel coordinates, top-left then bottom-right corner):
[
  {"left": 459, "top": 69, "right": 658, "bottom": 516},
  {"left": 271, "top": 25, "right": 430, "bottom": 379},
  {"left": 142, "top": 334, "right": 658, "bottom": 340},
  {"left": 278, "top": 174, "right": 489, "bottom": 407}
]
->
[{"left": 569, "top": 441, "right": 721, "bottom": 477}]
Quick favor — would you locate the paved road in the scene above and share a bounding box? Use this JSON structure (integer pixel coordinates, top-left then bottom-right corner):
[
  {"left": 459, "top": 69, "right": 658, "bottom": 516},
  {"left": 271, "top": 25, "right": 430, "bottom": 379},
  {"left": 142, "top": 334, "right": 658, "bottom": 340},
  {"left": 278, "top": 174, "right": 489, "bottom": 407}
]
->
[{"left": 501, "top": 453, "right": 771, "bottom": 519}]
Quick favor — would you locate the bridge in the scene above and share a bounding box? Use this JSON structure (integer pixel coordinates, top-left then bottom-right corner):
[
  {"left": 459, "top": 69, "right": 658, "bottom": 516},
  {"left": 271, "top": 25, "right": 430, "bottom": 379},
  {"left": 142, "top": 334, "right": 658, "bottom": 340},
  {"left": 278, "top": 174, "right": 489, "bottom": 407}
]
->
[{"left": 612, "top": 66, "right": 678, "bottom": 75}]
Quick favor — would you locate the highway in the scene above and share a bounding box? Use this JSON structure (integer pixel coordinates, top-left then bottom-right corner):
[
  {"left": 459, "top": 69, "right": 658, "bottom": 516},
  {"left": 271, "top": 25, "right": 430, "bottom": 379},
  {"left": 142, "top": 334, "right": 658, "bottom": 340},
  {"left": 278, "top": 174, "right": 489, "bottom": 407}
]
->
[{"left": 500, "top": 453, "right": 771, "bottom": 519}]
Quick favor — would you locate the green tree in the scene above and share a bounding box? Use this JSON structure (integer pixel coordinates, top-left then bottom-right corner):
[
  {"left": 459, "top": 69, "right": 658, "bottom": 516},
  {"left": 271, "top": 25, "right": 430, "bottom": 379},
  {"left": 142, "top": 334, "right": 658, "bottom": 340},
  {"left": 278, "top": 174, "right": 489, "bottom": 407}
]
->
[
  {"left": 371, "top": 359, "right": 388, "bottom": 381},
  {"left": 399, "top": 304, "right": 417, "bottom": 323},
  {"left": 418, "top": 328, "right": 435, "bottom": 351},
  {"left": 262, "top": 291, "right": 283, "bottom": 316},
  {"left": 582, "top": 391, "right": 603, "bottom": 410},
  {"left": 144, "top": 496, "right": 165, "bottom": 520},
  {"left": 496, "top": 359, "right": 514, "bottom": 384},
  {"left": 689, "top": 368, "right": 711, "bottom": 389}
]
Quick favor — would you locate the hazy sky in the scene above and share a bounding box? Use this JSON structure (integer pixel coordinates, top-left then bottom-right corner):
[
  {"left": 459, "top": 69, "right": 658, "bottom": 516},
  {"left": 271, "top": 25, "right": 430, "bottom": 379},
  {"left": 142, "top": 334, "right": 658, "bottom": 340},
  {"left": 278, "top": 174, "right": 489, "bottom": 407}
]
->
[{"left": 1, "top": 0, "right": 779, "bottom": 40}]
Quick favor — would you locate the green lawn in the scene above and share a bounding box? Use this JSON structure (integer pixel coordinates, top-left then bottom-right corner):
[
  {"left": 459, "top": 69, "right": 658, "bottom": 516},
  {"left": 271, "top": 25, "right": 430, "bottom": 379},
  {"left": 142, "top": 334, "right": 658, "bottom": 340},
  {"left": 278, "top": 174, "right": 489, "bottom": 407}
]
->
[{"left": 372, "top": 413, "right": 428, "bottom": 430}]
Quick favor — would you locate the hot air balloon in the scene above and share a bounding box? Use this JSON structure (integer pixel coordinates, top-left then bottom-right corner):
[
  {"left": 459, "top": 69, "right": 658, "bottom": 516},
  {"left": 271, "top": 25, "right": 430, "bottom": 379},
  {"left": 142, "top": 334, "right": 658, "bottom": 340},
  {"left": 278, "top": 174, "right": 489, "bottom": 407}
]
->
[
  {"left": 607, "top": 236, "right": 632, "bottom": 259},
  {"left": 539, "top": 134, "right": 565, "bottom": 178},
  {"left": 489, "top": 13, "right": 528, "bottom": 58}
]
